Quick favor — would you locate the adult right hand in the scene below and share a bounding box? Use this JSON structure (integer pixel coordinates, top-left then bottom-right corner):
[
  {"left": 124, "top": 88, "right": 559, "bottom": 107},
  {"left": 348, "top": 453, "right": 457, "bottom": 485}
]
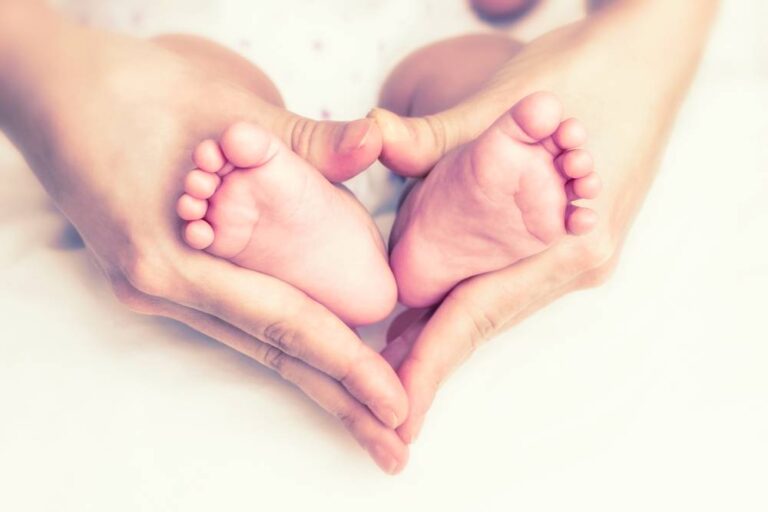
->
[{"left": 0, "top": 2, "right": 407, "bottom": 474}]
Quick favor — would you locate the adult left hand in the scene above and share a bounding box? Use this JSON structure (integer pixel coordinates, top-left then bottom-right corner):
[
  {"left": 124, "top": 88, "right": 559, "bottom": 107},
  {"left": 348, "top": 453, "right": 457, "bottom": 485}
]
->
[
  {"left": 373, "top": 0, "right": 717, "bottom": 442},
  {"left": 382, "top": 224, "right": 618, "bottom": 442}
]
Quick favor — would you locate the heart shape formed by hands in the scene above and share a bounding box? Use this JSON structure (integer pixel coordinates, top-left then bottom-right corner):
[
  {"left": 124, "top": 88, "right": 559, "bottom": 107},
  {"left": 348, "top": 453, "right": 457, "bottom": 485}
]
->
[{"left": 0, "top": 0, "right": 715, "bottom": 475}]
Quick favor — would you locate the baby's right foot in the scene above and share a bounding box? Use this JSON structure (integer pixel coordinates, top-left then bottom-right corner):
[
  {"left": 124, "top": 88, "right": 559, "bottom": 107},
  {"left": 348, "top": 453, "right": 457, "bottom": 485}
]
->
[{"left": 177, "top": 122, "right": 397, "bottom": 326}]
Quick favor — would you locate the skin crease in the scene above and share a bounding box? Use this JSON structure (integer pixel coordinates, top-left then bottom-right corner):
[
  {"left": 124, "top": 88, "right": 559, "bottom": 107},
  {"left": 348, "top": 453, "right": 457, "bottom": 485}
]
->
[
  {"left": 388, "top": 91, "right": 601, "bottom": 309},
  {"left": 0, "top": 0, "right": 718, "bottom": 472},
  {"left": 0, "top": 1, "right": 408, "bottom": 474},
  {"left": 177, "top": 122, "right": 398, "bottom": 326},
  {"left": 373, "top": 0, "right": 719, "bottom": 443}
]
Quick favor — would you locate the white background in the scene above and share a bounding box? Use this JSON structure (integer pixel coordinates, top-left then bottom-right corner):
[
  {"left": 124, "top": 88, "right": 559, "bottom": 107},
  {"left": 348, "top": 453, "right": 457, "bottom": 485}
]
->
[{"left": 1, "top": 0, "right": 766, "bottom": 510}]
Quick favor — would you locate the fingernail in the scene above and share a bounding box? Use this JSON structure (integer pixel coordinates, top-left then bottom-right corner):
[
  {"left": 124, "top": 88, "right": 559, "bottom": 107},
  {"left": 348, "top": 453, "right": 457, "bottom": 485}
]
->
[
  {"left": 378, "top": 407, "right": 400, "bottom": 430},
  {"left": 398, "top": 427, "right": 417, "bottom": 445},
  {"left": 370, "top": 444, "right": 399, "bottom": 475},
  {"left": 336, "top": 120, "right": 372, "bottom": 153},
  {"left": 368, "top": 107, "right": 411, "bottom": 144},
  {"left": 399, "top": 416, "right": 424, "bottom": 444}
]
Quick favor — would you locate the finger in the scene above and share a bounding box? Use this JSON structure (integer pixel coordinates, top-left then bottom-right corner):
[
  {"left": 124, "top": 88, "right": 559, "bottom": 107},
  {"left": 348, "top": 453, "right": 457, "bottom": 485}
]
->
[
  {"left": 390, "top": 266, "right": 583, "bottom": 368},
  {"left": 395, "top": 245, "right": 583, "bottom": 443},
  {"left": 386, "top": 278, "right": 577, "bottom": 444},
  {"left": 167, "top": 256, "right": 409, "bottom": 430},
  {"left": 138, "top": 293, "right": 409, "bottom": 474},
  {"left": 382, "top": 308, "right": 432, "bottom": 370}
]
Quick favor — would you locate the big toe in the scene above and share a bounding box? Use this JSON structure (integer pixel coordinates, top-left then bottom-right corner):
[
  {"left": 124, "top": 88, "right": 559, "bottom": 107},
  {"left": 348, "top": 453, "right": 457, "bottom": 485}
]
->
[
  {"left": 509, "top": 91, "right": 563, "bottom": 142},
  {"left": 290, "top": 117, "right": 383, "bottom": 182},
  {"left": 220, "top": 122, "right": 281, "bottom": 168}
]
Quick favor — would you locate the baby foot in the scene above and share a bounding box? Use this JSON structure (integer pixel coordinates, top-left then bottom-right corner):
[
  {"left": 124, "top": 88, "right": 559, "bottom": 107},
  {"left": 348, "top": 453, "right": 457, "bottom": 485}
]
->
[
  {"left": 177, "top": 122, "right": 397, "bottom": 326},
  {"left": 389, "top": 92, "right": 601, "bottom": 308}
]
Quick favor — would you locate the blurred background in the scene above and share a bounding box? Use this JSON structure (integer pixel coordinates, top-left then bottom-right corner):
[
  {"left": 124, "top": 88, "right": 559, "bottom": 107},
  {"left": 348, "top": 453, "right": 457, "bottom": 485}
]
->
[{"left": 1, "top": 1, "right": 766, "bottom": 510}]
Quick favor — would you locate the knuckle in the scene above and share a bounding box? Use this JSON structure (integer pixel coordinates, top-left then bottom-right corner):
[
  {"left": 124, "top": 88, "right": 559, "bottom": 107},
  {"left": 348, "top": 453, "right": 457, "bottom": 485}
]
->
[
  {"left": 262, "top": 319, "right": 304, "bottom": 359},
  {"left": 335, "top": 408, "right": 360, "bottom": 433},
  {"left": 580, "top": 257, "right": 619, "bottom": 289},
  {"left": 110, "top": 275, "right": 154, "bottom": 314},
  {"left": 261, "top": 345, "right": 291, "bottom": 376},
  {"left": 289, "top": 117, "right": 316, "bottom": 160},
  {"left": 568, "top": 233, "right": 620, "bottom": 288},
  {"left": 573, "top": 234, "right": 617, "bottom": 273},
  {"left": 424, "top": 114, "right": 450, "bottom": 157},
  {"left": 122, "top": 252, "right": 173, "bottom": 297},
  {"left": 444, "top": 292, "right": 498, "bottom": 352}
]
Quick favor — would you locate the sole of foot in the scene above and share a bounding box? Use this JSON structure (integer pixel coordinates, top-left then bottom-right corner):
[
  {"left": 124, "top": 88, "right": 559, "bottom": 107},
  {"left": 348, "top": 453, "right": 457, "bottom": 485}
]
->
[
  {"left": 177, "top": 122, "right": 397, "bottom": 326},
  {"left": 389, "top": 91, "right": 601, "bottom": 308}
]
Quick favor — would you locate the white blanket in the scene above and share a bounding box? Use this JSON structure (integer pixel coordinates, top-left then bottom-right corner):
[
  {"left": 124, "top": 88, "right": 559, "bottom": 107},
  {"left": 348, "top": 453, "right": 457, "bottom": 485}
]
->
[{"left": 1, "top": 1, "right": 766, "bottom": 510}]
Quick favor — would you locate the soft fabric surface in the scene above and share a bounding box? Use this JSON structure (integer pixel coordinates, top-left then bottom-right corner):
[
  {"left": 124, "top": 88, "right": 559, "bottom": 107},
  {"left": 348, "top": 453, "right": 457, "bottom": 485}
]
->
[{"left": 1, "top": 1, "right": 766, "bottom": 510}]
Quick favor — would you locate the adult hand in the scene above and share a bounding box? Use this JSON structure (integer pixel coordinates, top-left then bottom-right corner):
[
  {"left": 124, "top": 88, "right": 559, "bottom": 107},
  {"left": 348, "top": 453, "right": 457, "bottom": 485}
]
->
[
  {"left": 373, "top": 0, "right": 718, "bottom": 442},
  {"left": 0, "top": 2, "right": 407, "bottom": 473}
]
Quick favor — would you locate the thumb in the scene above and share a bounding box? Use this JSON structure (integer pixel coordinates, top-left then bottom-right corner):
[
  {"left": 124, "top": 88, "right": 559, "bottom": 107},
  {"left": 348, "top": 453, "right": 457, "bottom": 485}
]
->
[
  {"left": 281, "top": 113, "right": 383, "bottom": 182},
  {"left": 367, "top": 108, "right": 451, "bottom": 177},
  {"left": 367, "top": 101, "right": 498, "bottom": 177}
]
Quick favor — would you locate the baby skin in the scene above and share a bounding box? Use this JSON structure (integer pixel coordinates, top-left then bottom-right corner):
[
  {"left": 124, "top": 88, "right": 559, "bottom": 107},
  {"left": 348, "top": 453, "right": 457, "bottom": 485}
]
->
[
  {"left": 176, "top": 122, "right": 397, "bottom": 326},
  {"left": 389, "top": 92, "right": 601, "bottom": 307}
]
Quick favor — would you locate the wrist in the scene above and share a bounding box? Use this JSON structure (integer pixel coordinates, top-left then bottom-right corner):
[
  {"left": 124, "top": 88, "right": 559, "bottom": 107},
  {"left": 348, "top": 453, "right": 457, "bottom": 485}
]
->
[
  {"left": 0, "top": 4, "right": 85, "bottom": 158},
  {"left": 0, "top": 2, "right": 66, "bottom": 123},
  {"left": 0, "top": 1, "right": 54, "bottom": 60}
]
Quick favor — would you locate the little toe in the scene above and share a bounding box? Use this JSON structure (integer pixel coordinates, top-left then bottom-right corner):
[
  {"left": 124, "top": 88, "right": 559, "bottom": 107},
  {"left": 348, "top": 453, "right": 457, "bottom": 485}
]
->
[
  {"left": 176, "top": 194, "right": 208, "bottom": 221},
  {"left": 184, "top": 219, "right": 215, "bottom": 250},
  {"left": 193, "top": 139, "right": 226, "bottom": 173},
  {"left": 220, "top": 122, "right": 280, "bottom": 169},
  {"left": 556, "top": 149, "right": 594, "bottom": 179},
  {"left": 566, "top": 206, "right": 598, "bottom": 235},
  {"left": 185, "top": 169, "right": 221, "bottom": 199},
  {"left": 508, "top": 91, "right": 563, "bottom": 142},
  {"left": 553, "top": 118, "right": 587, "bottom": 150},
  {"left": 568, "top": 173, "right": 602, "bottom": 200}
]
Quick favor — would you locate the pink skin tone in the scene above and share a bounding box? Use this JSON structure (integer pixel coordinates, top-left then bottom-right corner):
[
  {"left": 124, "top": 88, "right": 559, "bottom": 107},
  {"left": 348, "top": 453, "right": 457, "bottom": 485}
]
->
[
  {"left": 0, "top": 0, "right": 716, "bottom": 474},
  {"left": 1, "top": 3, "right": 410, "bottom": 475},
  {"left": 371, "top": 0, "right": 718, "bottom": 445},
  {"left": 175, "top": 92, "right": 599, "bottom": 317},
  {"left": 389, "top": 91, "right": 600, "bottom": 308},
  {"left": 177, "top": 122, "right": 397, "bottom": 326}
]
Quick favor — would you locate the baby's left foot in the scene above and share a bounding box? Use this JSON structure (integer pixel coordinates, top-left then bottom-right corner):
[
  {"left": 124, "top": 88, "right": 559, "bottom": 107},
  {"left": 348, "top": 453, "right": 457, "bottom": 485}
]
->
[{"left": 389, "top": 92, "right": 601, "bottom": 308}]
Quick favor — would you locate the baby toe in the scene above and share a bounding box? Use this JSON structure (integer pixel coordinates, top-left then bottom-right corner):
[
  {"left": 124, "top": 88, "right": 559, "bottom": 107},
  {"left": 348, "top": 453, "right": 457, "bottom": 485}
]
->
[
  {"left": 193, "top": 139, "right": 226, "bottom": 173},
  {"left": 553, "top": 118, "right": 587, "bottom": 150},
  {"left": 185, "top": 169, "right": 221, "bottom": 199},
  {"left": 556, "top": 149, "right": 593, "bottom": 179},
  {"left": 510, "top": 91, "right": 563, "bottom": 141},
  {"left": 220, "top": 122, "right": 280, "bottom": 168},
  {"left": 569, "top": 173, "right": 602, "bottom": 199},
  {"left": 566, "top": 206, "right": 598, "bottom": 235},
  {"left": 176, "top": 194, "right": 208, "bottom": 221},
  {"left": 184, "top": 219, "right": 215, "bottom": 250}
]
